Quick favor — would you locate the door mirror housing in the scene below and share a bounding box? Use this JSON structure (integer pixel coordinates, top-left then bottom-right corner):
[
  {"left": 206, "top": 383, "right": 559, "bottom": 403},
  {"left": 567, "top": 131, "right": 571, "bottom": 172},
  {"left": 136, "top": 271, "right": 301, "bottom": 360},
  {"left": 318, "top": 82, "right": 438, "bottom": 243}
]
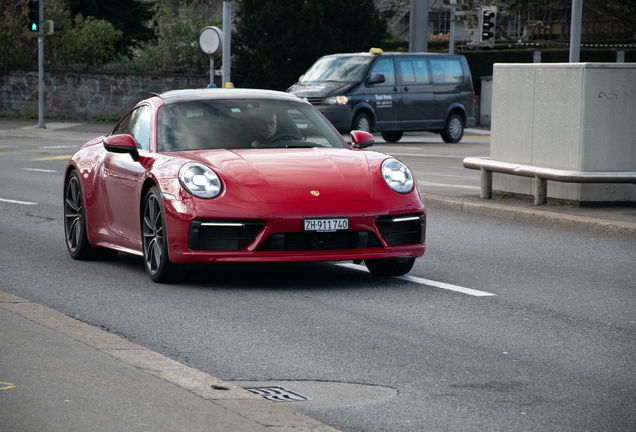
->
[
  {"left": 367, "top": 74, "right": 386, "bottom": 86},
  {"left": 103, "top": 134, "right": 140, "bottom": 161},
  {"left": 350, "top": 130, "right": 374, "bottom": 149}
]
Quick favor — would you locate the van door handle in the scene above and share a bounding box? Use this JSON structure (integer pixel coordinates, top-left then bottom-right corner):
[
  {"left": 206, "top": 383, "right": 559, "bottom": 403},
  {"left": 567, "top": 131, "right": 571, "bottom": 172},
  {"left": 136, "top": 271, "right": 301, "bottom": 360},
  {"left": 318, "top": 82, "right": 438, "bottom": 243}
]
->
[
  {"left": 393, "top": 87, "right": 399, "bottom": 92},
  {"left": 403, "top": 87, "right": 409, "bottom": 91}
]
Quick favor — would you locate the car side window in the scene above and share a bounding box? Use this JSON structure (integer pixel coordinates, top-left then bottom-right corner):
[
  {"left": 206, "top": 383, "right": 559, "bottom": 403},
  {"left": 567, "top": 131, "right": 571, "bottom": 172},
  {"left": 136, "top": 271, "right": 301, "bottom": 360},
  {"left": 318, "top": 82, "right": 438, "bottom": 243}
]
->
[
  {"left": 112, "top": 105, "right": 151, "bottom": 150},
  {"left": 429, "top": 58, "right": 464, "bottom": 84},
  {"left": 369, "top": 58, "right": 396, "bottom": 86}
]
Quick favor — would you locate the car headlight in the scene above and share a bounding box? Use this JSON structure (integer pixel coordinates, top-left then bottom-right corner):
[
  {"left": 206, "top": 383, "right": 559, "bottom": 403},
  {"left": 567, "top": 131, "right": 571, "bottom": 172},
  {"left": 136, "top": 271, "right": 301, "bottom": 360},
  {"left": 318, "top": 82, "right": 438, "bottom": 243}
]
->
[
  {"left": 179, "top": 163, "right": 222, "bottom": 199},
  {"left": 324, "top": 95, "right": 349, "bottom": 105},
  {"left": 382, "top": 159, "right": 414, "bottom": 194}
]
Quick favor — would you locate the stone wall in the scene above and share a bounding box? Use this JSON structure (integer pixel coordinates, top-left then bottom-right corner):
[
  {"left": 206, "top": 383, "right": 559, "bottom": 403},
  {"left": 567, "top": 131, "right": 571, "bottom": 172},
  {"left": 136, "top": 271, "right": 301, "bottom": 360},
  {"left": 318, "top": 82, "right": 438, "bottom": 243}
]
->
[{"left": 1, "top": 70, "right": 216, "bottom": 120}]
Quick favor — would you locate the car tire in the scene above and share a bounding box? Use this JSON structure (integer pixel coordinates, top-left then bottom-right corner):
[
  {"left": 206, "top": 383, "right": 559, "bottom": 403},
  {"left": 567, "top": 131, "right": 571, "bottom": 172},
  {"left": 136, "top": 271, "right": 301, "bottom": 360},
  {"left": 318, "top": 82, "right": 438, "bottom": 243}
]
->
[
  {"left": 365, "top": 257, "right": 415, "bottom": 277},
  {"left": 352, "top": 112, "right": 372, "bottom": 132},
  {"left": 381, "top": 131, "right": 403, "bottom": 143},
  {"left": 64, "top": 170, "right": 117, "bottom": 260},
  {"left": 441, "top": 113, "right": 464, "bottom": 143},
  {"left": 142, "top": 186, "right": 178, "bottom": 283}
]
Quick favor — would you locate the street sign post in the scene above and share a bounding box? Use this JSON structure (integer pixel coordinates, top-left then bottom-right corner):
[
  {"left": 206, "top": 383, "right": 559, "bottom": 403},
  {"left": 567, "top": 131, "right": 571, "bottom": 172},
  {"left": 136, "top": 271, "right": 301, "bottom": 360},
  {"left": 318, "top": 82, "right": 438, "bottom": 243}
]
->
[{"left": 199, "top": 26, "right": 223, "bottom": 88}]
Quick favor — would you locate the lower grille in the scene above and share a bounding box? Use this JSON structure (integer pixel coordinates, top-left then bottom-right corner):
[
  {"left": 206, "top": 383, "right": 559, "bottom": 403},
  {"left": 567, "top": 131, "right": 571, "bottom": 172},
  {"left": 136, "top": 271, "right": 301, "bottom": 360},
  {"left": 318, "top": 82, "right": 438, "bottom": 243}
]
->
[
  {"left": 376, "top": 214, "right": 425, "bottom": 246},
  {"left": 189, "top": 220, "right": 264, "bottom": 251},
  {"left": 257, "top": 230, "right": 381, "bottom": 252}
]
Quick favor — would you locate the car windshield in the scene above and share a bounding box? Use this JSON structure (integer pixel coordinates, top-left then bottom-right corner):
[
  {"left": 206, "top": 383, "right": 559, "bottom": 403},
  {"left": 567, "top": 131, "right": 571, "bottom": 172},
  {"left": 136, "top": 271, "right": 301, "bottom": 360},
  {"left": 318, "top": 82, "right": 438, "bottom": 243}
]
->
[
  {"left": 157, "top": 99, "right": 347, "bottom": 152},
  {"left": 301, "top": 55, "right": 373, "bottom": 82}
]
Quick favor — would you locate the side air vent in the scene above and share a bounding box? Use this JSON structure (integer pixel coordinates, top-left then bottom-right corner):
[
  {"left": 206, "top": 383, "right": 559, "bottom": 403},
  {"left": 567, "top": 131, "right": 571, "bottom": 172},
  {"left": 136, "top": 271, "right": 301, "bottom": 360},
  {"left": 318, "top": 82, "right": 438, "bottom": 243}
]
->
[
  {"left": 376, "top": 214, "right": 425, "bottom": 246},
  {"left": 189, "top": 220, "right": 264, "bottom": 251}
]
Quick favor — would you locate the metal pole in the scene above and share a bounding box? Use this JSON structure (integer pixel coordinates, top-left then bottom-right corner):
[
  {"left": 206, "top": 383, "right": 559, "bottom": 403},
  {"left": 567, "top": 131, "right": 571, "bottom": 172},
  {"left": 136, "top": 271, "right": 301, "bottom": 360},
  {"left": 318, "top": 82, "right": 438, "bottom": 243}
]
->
[
  {"left": 222, "top": 1, "right": 231, "bottom": 87},
  {"left": 569, "top": 0, "right": 583, "bottom": 63},
  {"left": 38, "top": 0, "right": 45, "bottom": 128},
  {"left": 409, "top": 0, "right": 429, "bottom": 52},
  {"left": 449, "top": 0, "right": 456, "bottom": 53},
  {"left": 209, "top": 56, "right": 215, "bottom": 88}
]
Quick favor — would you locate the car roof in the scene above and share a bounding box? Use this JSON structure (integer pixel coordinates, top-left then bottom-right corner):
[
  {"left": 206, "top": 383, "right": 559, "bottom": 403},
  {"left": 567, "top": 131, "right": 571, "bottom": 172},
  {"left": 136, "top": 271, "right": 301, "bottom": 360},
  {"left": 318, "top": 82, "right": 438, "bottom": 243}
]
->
[
  {"left": 323, "top": 52, "right": 463, "bottom": 58},
  {"left": 156, "top": 88, "right": 302, "bottom": 105}
]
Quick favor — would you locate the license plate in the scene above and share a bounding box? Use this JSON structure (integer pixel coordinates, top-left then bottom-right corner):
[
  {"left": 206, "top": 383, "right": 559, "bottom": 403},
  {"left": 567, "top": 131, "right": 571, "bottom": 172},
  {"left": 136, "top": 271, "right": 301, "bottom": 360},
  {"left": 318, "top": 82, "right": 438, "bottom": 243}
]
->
[{"left": 303, "top": 218, "right": 349, "bottom": 232}]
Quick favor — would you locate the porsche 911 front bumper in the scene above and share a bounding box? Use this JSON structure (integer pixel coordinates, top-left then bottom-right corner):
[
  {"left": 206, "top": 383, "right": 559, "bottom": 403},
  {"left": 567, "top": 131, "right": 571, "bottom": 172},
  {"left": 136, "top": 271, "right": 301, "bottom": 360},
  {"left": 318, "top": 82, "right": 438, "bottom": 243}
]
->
[{"left": 162, "top": 197, "right": 426, "bottom": 265}]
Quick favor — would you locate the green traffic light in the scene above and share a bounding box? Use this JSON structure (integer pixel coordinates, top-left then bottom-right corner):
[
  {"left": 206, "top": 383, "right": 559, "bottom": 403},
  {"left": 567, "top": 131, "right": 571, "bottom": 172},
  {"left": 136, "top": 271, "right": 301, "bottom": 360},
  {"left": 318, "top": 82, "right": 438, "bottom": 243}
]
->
[{"left": 30, "top": 22, "right": 38, "bottom": 31}]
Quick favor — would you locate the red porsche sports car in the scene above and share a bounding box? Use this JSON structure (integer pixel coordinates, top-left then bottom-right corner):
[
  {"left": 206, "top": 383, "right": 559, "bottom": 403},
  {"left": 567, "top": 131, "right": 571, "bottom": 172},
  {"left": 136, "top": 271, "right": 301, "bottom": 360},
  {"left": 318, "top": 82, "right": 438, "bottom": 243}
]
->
[{"left": 64, "top": 89, "right": 425, "bottom": 282}]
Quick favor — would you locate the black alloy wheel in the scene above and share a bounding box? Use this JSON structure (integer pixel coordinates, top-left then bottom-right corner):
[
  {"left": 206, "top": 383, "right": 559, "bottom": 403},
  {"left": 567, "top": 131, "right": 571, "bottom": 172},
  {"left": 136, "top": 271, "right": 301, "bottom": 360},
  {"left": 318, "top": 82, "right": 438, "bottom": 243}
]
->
[
  {"left": 64, "top": 170, "right": 92, "bottom": 259},
  {"left": 142, "top": 186, "right": 177, "bottom": 283},
  {"left": 441, "top": 113, "right": 464, "bottom": 143},
  {"left": 365, "top": 257, "right": 415, "bottom": 276},
  {"left": 64, "top": 170, "right": 118, "bottom": 260}
]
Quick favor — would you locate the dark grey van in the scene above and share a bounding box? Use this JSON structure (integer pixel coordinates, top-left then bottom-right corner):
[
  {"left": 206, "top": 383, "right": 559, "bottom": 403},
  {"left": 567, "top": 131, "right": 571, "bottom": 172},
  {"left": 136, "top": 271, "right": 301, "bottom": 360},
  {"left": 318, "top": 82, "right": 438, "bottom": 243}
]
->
[{"left": 286, "top": 49, "right": 476, "bottom": 143}]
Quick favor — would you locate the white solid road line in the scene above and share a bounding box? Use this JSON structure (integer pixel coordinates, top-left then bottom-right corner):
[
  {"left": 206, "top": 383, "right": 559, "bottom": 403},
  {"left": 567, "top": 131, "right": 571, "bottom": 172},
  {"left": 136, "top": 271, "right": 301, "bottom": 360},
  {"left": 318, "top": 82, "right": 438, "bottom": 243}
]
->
[
  {"left": 23, "top": 168, "right": 57, "bottom": 173},
  {"left": 0, "top": 197, "right": 37, "bottom": 205},
  {"left": 336, "top": 263, "right": 496, "bottom": 297}
]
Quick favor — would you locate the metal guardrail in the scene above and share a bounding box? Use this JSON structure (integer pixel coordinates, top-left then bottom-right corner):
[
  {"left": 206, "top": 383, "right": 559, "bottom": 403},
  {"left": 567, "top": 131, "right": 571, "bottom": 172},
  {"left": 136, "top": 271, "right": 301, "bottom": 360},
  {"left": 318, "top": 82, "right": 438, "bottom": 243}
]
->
[{"left": 463, "top": 157, "right": 636, "bottom": 205}]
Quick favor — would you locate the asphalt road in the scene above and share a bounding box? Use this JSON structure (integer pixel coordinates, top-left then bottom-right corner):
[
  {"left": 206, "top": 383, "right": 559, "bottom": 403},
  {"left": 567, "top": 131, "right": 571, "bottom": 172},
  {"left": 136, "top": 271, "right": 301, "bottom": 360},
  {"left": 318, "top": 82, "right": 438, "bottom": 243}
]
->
[{"left": 1, "top": 121, "right": 635, "bottom": 431}]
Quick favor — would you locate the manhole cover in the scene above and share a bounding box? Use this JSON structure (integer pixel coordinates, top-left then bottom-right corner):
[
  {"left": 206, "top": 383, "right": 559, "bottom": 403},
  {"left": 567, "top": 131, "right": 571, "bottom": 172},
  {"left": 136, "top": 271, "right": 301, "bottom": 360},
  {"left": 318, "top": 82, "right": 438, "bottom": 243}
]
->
[{"left": 245, "top": 386, "right": 310, "bottom": 402}]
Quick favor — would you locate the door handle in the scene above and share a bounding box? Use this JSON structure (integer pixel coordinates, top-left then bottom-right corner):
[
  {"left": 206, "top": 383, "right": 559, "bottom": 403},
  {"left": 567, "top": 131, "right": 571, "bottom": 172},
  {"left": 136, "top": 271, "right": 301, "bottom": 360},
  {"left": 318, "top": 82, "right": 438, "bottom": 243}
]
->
[
  {"left": 403, "top": 87, "right": 409, "bottom": 91},
  {"left": 393, "top": 87, "right": 399, "bottom": 92}
]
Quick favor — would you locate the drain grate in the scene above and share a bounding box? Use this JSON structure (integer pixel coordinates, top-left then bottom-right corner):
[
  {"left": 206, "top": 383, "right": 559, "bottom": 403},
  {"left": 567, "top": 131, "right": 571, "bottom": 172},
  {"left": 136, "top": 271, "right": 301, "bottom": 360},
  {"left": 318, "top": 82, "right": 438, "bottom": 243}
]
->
[{"left": 244, "top": 386, "right": 310, "bottom": 402}]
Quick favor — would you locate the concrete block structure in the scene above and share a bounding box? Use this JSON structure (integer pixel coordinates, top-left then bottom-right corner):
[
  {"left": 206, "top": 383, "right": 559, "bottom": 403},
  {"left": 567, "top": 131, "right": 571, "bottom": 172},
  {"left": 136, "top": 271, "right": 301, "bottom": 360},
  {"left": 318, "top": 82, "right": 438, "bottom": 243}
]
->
[{"left": 490, "top": 63, "right": 636, "bottom": 202}]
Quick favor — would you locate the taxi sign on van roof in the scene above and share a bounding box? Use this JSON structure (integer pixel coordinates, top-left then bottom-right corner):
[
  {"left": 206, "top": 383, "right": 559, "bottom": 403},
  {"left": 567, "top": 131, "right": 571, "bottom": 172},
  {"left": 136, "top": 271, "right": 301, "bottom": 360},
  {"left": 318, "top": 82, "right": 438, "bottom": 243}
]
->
[{"left": 369, "top": 48, "right": 383, "bottom": 54}]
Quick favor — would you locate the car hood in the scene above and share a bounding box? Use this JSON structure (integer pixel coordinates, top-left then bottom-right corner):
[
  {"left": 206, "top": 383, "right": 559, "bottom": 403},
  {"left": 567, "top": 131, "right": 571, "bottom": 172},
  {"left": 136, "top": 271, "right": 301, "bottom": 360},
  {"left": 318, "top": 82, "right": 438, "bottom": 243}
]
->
[
  {"left": 183, "top": 148, "right": 372, "bottom": 203},
  {"left": 287, "top": 81, "right": 358, "bottom": 98}
]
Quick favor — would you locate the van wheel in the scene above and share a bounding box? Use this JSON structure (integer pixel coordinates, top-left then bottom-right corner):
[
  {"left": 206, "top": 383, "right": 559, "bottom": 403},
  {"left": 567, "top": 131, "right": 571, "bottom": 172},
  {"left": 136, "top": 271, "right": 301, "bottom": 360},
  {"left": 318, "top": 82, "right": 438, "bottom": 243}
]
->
[
  {"left": 352, "top": 112, "right": 371, "bottom": 132},
  {"left": 441, "top": 113, "right": 464, "bottom": 143},
  {"left": 381, "top": 131, "right": 403, "bottom": 142}
]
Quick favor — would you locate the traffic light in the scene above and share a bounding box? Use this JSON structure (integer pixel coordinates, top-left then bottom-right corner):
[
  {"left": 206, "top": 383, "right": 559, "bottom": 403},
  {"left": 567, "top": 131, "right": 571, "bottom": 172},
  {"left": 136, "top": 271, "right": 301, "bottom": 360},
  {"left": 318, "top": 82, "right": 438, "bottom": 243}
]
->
[
  {"left": 27, "top": 0, "right": 40, "bottom": 32},
  {"left": 480, "top": 6, "right": 497, "bottom": 47}
]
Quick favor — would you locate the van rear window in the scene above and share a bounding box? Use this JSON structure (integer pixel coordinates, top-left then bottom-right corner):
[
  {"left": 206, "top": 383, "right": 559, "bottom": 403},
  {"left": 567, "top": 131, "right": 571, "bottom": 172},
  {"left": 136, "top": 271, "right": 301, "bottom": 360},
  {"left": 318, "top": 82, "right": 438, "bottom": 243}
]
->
[{"left": 429, "top": 58, "right": 464, "bottom": 84}]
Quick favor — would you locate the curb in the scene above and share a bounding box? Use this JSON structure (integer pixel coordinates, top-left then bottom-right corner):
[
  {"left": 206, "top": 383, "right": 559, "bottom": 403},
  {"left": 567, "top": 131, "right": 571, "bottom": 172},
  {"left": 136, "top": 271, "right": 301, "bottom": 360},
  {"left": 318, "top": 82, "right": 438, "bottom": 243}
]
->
[
  {"left": 421, "top": 193, "right": 636, "bottom": 238},
  {"left": 0, "top": 290, "right": 340, "bottom": 432}
]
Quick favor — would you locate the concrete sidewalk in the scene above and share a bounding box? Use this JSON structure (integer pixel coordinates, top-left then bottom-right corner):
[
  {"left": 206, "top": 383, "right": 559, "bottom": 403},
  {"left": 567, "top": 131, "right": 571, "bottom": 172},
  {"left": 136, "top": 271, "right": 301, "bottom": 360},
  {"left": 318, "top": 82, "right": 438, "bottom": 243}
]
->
[{"left": 0, "top": 291, "right": 339, "bottom": 432}]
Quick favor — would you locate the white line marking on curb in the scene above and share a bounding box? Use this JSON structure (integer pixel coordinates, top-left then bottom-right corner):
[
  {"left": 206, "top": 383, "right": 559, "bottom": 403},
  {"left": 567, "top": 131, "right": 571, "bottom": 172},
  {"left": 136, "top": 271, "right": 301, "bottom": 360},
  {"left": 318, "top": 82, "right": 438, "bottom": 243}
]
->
[
  {"left": 0, "top": 198, "right": 38, "bottom": 205},
  {"left": 336, "top": 263, "right": 496, "bottom": 297},
  {"left": 23, "top": 168, "right": 57, "bottom": 173}
]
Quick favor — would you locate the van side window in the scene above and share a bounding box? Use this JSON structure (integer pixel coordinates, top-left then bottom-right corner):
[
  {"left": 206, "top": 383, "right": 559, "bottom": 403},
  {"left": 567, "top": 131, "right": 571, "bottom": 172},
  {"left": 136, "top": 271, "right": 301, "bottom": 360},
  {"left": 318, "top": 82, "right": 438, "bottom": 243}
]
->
[
  {"left": 369, "top": 59, "right": 396, "bottom": 86},
  {"left": 399, "top": 60, "right": 431, "bottom": 84},
  {"left": 399, "top": 61, "right": 416, "bottom": 82},
  {"left": 429, "top": 58, "right": 464, "bottom": 84}
]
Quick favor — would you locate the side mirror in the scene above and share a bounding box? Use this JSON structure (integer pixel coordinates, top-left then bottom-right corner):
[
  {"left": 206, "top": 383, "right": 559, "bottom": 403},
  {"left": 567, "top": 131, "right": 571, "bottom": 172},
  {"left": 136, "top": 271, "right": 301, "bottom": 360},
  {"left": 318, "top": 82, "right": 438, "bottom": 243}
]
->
[
  {"left": 350, "top": 130, "right": 374, "bottom": 149},
  {"left": 103, "top": 134, "right": 140, "bottom": 161},
  {"left": 367, "top": 74, "right": 386, "bottom": 86}
]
